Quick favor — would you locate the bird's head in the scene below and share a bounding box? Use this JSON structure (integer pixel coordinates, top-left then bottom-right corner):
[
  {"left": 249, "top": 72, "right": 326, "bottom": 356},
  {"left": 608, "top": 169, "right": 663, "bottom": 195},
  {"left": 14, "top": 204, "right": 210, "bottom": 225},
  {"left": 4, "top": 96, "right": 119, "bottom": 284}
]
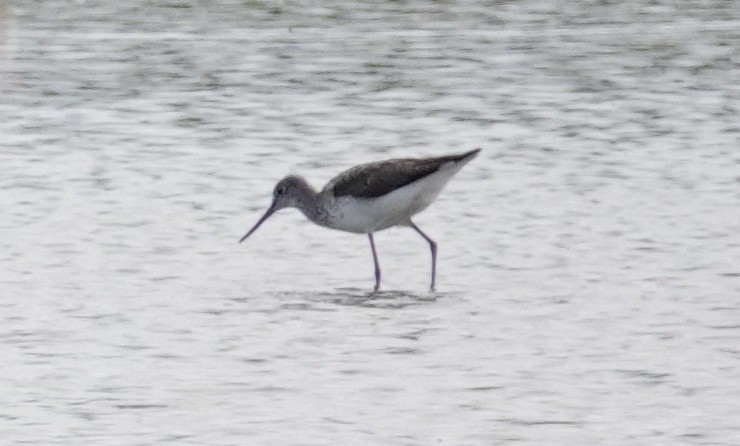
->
[
  {"left": 271, "top": 175, "right": 309, "bottom": 210},
  {"left": 239, "top": 175, "right": 310, "bottom": 243}
]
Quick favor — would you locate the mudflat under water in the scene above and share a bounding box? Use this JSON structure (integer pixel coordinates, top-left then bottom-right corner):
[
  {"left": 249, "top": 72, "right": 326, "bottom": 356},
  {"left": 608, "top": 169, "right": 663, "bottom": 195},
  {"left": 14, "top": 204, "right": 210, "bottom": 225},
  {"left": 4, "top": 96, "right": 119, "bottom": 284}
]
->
[{"left": 1, "top": 1, "right": 738, "bottom": 444}]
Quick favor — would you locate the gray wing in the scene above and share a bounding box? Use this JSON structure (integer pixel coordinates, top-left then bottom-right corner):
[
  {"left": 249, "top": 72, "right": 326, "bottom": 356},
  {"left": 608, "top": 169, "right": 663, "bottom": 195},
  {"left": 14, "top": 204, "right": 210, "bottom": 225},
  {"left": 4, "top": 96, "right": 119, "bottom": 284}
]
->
[{"left": 327, "top": 150, "right": 478, "bottom": 199}]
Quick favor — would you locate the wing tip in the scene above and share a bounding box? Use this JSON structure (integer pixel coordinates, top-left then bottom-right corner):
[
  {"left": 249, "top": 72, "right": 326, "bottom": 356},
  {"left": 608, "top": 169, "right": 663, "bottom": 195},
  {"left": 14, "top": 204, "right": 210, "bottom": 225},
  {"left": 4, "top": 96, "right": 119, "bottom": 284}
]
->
[
  {"left": 457, "top": 147, "right": 482, "bottom": 162},
  {"left": 468, "top": 147, "right": 482, "bottom": 157}
]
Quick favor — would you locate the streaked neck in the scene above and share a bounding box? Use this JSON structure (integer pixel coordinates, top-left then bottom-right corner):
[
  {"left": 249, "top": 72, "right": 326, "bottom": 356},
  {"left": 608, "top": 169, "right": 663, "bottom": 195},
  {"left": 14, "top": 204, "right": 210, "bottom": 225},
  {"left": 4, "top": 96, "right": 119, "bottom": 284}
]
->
[{"left": 292, "top": 180, "right": 323, "bottom": 224}]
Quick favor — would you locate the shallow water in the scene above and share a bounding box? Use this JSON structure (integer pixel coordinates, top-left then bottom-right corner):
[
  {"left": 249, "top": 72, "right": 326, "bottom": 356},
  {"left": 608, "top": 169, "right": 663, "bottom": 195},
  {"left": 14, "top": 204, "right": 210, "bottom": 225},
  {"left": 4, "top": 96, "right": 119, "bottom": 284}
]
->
[{"left": 1, "top": 1, "right": 738, "bottom": 444}]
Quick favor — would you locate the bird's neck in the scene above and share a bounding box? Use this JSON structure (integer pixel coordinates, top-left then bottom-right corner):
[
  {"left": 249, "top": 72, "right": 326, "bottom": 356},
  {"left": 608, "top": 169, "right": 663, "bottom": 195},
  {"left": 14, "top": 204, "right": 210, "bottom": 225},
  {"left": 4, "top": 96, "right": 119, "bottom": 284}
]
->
[{"left": 293, "top": 182, "right": 323, "bottom": 224}]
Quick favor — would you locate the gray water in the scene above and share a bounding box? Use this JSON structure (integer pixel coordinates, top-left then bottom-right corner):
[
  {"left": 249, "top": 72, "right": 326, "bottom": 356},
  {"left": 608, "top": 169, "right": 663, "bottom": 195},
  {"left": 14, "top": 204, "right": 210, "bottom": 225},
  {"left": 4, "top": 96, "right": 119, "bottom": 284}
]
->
[{"left": 1, "top": 1, "right": 739, "bottom": 444}]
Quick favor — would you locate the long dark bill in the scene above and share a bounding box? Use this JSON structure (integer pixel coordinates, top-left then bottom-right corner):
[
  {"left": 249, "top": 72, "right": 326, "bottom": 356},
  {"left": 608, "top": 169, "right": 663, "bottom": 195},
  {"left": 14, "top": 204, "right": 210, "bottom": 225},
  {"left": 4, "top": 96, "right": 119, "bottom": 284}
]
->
[{"left": 239, "top": 201, "right": 277, "bottom": 243}]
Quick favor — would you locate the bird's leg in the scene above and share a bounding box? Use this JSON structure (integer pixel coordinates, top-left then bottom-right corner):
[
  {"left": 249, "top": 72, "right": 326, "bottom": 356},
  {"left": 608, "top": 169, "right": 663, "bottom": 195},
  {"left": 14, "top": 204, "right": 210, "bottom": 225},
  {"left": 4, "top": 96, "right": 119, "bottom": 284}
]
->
[
  {"left": 368, "top": 233, "right": 381, "bottom": 293},
  {"left": 410, "top": 222, "right": 437, "bottom": 292}
]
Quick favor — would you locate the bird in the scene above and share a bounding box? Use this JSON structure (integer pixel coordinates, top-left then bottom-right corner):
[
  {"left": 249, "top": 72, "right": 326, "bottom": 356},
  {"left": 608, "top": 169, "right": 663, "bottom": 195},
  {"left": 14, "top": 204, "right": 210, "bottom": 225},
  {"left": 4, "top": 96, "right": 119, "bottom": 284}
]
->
[{"left": 239, "top": 148, "right": 481, "bottom": 292}]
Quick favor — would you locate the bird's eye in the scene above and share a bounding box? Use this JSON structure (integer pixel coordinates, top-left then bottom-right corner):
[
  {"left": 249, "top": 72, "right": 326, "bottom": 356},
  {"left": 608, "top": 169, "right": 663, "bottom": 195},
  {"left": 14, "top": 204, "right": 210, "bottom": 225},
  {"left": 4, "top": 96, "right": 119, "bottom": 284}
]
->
[{"left": 276, "top": 187, "right": 285, "bottom": 196}]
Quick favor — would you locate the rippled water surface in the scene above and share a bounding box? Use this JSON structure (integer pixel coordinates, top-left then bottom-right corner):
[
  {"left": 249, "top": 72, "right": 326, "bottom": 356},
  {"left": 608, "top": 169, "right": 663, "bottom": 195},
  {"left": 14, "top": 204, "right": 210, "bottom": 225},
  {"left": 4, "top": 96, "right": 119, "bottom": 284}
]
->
[{"left": 1, "top": 1, "right": 738, "bottom": 444}]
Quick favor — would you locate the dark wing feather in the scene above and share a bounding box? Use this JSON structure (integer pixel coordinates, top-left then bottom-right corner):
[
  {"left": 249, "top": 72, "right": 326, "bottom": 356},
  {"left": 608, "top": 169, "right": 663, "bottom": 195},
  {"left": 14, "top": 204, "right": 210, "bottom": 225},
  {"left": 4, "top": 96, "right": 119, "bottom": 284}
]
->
[{"left": 328, "top": 150, "right": 479, "bottom": 199}]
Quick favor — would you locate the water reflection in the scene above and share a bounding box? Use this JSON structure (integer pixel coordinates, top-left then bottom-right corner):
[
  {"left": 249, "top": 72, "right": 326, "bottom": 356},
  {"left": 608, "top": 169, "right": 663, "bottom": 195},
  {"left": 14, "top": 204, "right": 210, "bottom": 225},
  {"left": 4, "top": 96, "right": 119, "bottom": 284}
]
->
[
  {"left": 313, "top": 287, "right": 445, "bottom": 309},
  {"left": 246, "top": 288, "right": 448, "bottom": 310}
]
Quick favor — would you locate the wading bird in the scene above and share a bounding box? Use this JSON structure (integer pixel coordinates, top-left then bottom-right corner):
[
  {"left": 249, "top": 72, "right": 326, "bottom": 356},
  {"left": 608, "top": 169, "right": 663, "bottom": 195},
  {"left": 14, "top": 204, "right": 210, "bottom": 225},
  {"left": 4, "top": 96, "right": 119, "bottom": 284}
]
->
[{"left": 239, "top": 148, "right": 481, "bottom": 292}]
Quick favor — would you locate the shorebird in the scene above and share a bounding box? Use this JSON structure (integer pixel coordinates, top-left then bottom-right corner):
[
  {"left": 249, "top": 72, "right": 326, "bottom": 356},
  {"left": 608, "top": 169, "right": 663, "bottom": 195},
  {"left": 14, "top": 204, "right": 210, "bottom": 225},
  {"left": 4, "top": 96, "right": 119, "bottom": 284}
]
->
[{"left": 239, "top": 148, "right": 481, "bottom": 292}]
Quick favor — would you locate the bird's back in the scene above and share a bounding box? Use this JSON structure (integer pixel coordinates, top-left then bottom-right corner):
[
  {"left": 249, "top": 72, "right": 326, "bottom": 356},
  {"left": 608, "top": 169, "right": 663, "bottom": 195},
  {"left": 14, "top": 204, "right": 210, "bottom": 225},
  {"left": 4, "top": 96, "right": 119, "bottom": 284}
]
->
[{"left": 325, "top": 148, "right": 480, "bottom": 199}]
